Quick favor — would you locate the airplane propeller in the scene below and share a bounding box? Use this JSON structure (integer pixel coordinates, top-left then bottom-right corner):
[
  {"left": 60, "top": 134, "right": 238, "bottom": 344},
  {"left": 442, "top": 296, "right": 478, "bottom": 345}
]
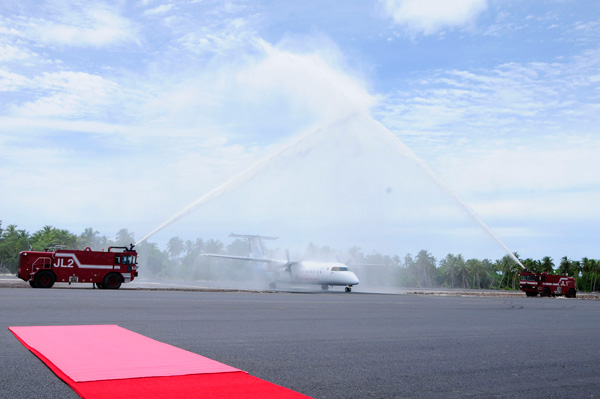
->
[{"left": 284, "top": 250, "right": 296, "bottom": 277}]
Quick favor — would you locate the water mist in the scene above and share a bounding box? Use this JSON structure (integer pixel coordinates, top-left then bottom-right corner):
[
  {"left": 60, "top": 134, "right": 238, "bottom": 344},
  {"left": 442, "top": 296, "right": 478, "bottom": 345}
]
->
[{"left": 136, "top": 111, "right": 524, "bottom": 270}]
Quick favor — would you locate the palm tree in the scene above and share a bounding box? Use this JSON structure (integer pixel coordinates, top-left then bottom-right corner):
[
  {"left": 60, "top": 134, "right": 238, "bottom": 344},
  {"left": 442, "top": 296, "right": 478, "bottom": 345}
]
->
[
  {"left": 167, "top": 236, "right": 185, "bottom": 259},
  {"left": 439, "top": 254, "right": 458, "bottom": 288},
  {"left": 0, "top": 225, "right": 30, "bottom": 273},
  {"left": 540, "top": 256, "right": 554, "bottom": 273},
  {"left": 454, "top": 255, "right": 468, "bottom": 289},
  {"left": 415, "top": 250, "right": 436, "bottom": 287},
  {"left": 115, "top": 229, "right": 135, "bottom": 247},
  {"left": 467, "top": 259, "right": 486, "bottom": 289},
  {"left": 79, "top": 228, "right": 100, "bottom": 249},
  {"left": 558, "top": 256, "right": 574, "bottom": 276},
  {"left": 590, "top": 259, "right": 600, "bottom": 292},
  {"left": 496, "top": 254, "right": 519, "bottom": 289}
]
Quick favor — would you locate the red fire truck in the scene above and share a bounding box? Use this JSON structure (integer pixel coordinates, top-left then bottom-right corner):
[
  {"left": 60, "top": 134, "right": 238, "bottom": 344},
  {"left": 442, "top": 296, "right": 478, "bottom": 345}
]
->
[
  {"left": 17, "top": 245, "right": 138, "bottom": 289},
  {"left": 519, "top": 271, "right": 576, "bottom": 298}
]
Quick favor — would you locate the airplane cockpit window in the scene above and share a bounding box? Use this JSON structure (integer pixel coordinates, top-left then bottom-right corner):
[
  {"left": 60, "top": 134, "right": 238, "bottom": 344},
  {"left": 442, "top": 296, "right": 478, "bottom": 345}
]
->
[{"left": 331, "top": 266, "right": 348, "bottom": 272}]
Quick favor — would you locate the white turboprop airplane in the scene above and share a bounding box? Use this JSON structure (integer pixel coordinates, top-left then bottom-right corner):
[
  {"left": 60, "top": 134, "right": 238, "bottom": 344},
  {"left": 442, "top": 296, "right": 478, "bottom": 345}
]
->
[{"left": 203, "top": 234, "right": 360, "bottom": 292}]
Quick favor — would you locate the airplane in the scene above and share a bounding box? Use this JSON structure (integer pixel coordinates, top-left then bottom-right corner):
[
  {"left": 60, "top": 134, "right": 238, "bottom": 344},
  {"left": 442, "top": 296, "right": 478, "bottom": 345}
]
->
[{"left": 202, "top": 233, "right": 360, "bottom": 292}]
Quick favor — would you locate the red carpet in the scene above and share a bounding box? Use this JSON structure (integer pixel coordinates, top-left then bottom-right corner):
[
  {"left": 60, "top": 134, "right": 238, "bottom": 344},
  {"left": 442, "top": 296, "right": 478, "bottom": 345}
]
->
[
  {"left": 9, "top": 325, "right": 240, "bottom": 381},
  {"left": 73, "top": 373, "right": 311, "bottom": 399},
  {"left": 10, "top": 325, "right": 313, "bottom": 399}
]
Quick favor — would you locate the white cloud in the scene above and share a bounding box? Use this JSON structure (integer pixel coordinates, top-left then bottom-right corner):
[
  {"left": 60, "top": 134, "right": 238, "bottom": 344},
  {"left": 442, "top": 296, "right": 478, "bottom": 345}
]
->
[
  {"left": 143, "top": 4, "right": 176, "bottom": 17},
  {"left": 0, "top": 69, "right": 31, "bottom": 92},
  {"left": 0, "top": 43, "right": 33, "bottom": 62},
  {"left": 174, "top": 6, "right": 263, "bottom": 57},
  {"left": 10, "top": 71, "right": 122, "bottom": 118},
  {"left": 376, "top": 49, "right": 600, "bottom": 257},
  {"left": 439, "top": 139, "right": 600, "bottom": 198},
  {"left": 6, "top": 4, "right": 140, "bottom": 48},
  {"left": 236, "top": 39, "right": 377, "bottom": 124},
  {"left": 380, "top": 0, "right": 487, "bottom": 35},
  {"left": 178, "top": 17, "right": 255, "bottom": 55},
  {"left": 134, "top": 35, "right": 377, "bottom": 143},
  {"left": 379, "top": 52, "right": 600, "bottom": 153},
  {"left": 0, "top": 25, "right": 381, "bottom": 240},
  {"left": 2, "top": 0, "right": 597, "bottom": 260}
]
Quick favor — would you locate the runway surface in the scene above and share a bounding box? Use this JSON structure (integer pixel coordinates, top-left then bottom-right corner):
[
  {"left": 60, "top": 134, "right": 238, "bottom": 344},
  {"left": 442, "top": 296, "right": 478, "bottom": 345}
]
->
[{"left": 2, "top": 287, "right": 599, "bottom": 399}]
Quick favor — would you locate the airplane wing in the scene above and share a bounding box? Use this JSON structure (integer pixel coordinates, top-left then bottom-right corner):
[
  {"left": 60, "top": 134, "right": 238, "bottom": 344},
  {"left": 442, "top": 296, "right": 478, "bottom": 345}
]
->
[{"left": 201, "top": 253, "right": 284, "bottom": 264}]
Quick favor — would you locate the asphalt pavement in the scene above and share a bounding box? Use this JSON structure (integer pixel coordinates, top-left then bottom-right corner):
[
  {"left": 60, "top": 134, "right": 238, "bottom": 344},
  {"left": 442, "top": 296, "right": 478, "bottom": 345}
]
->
[{"left": 1, "top": 287, "right": 599, "bottom": 399}]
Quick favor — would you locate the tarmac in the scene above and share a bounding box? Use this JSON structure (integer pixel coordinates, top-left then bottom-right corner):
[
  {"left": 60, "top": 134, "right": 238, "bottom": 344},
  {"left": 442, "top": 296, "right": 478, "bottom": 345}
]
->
[{"left": 2, "top": 276, "right": 600, "bottom": 398}]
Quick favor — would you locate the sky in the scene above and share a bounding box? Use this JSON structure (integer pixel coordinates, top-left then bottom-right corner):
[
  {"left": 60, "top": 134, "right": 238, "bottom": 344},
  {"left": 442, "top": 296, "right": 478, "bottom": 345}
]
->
[{"left": 1, "top": 0, "right": 599, "bottom": 263}]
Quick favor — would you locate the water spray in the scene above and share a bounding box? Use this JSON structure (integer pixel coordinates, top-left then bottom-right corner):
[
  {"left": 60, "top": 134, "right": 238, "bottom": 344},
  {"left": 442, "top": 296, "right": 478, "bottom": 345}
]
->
[
  {"left": 371, "top": 118, "right": 525, "bottom": 269},
  {"left": 134, "top": 118, "right": 338, "bottom": 246},
  {"left": 136, "top": 111, "right": 525, "bottom": 270}
]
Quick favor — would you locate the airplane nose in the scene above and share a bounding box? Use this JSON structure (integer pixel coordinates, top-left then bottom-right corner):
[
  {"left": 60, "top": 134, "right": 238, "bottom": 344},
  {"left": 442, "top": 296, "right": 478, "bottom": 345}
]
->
[{"left": 349, "top": 272, "right": 359, "bottom": 285}]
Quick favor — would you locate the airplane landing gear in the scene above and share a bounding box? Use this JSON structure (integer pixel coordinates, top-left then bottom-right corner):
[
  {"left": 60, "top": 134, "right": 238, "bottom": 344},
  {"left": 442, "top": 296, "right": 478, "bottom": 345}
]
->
[{"left": 345, "top": 285, "right": 352, "bottom": 293}]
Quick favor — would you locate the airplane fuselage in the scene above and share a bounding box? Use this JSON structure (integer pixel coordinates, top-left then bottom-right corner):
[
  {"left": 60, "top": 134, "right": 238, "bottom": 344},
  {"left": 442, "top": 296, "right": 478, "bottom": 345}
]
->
[
  {"left": 280, "top": 261, "right": 360, "bottom": 288},
  {"left": 203, "top": 234, "right": 360, "bottom": 292}
]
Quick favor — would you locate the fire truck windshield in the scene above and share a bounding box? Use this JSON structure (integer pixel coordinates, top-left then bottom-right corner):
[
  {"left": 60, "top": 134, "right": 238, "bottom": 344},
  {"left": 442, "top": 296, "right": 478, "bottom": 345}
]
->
[
  {"left": 121, "top": 255, "right": 134, "bottom": 265},
  {"left": 520, "top": 274, "right": 536, "bottom": 282}
]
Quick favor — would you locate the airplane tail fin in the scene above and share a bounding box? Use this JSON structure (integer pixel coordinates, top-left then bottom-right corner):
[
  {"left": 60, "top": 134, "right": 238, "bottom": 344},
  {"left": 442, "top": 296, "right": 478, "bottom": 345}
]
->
[{"left": 229, "top": 233, "right": 278, "bottom": 259}]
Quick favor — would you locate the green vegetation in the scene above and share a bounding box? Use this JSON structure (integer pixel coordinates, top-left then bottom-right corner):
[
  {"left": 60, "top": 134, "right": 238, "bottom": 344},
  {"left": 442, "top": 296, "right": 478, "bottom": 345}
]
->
[{"left": 1, "top": 221, "right": 598, "bottom": 292}]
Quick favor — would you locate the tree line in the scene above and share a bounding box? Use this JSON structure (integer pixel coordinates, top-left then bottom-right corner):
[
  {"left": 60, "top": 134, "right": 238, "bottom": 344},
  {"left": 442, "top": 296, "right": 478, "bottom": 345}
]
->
[{"left": 1, "top": 221, "right": 598, "bottom": 292}]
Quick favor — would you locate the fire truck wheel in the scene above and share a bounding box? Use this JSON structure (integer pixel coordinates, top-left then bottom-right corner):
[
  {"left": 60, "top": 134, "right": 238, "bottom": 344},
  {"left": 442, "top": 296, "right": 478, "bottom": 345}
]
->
[
  {"left": 35, "top": 271, "right": 55, "bottom": 289},
  {"left": 104, "top": 273, "right": 122, "bottom": 289},
  {"left": 542, "top": 287, "right": 551, "bottom": 297},
  {"left": 567, "top": 288, "right": 576, "bottom": 298},
  {"left": 95, "top": 283, "right": 105, "bottom": 289},
  {"left": 29, "top": 280, "right": 37, "bottom": 288}
]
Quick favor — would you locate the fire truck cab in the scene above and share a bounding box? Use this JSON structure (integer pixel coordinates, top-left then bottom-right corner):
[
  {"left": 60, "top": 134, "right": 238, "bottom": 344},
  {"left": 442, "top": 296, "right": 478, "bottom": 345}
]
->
[
  {"left": 519, "top": 271, "right": 576, "bottom": 298},
  {"left": 17, "top": 245, "right": 138, "bottom": 289}
]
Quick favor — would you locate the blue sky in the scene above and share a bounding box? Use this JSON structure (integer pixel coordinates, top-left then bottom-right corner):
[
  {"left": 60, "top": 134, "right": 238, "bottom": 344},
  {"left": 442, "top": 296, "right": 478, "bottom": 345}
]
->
[{"left": 1, "top": 0, "right": 599, "bottom": 262}]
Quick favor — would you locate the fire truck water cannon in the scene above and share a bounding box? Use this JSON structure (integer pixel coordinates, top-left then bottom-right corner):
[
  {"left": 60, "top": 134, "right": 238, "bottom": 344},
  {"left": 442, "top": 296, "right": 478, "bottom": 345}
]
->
[
  {"left": 16, "top": 244, "right": 139, "bottom": 289},
  {"left": 519, "top": 270, "right": 576, "bottom": 298}
]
